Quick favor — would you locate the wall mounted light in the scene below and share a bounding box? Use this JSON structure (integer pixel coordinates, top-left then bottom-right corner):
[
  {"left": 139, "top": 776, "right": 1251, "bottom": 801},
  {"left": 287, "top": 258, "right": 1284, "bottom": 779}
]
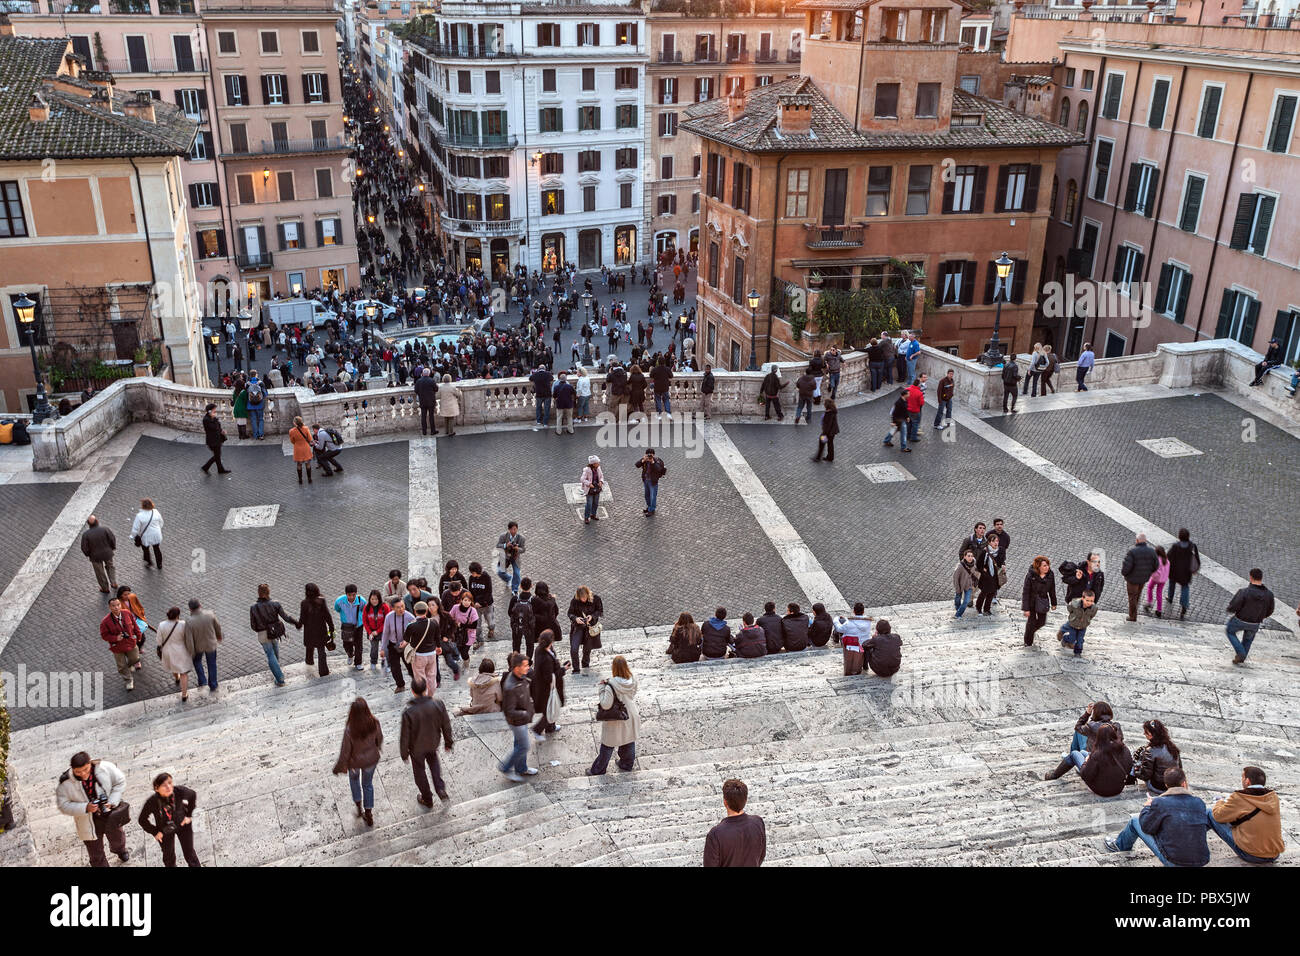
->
[{"left": 262, "top": 166, "right": 270, "bottom": 183}]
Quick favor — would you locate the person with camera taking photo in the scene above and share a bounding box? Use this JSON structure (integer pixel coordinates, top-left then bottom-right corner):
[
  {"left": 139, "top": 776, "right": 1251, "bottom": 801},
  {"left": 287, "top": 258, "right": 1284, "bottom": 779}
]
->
[
  {"left": 55, "top": 751, "right": 129, "bottom": 867},
  {"left": 138, "top": 772, "right": 200, "bottom": 867},
  {"left": 495, "top": 520, "right": 526, "bottom": 594}
]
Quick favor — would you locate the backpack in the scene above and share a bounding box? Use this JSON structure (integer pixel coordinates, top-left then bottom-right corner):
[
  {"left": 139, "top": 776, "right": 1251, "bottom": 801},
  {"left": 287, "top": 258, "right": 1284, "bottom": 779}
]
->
[
  {"left": 651, "top": 458, "right": 667, "bottom": 481},
  {"left": 510, "top": 596, "right": 535, "bottom": 639},
  {"left": 246, "top": 382, "right": 265, "bottom": 405},
  {"left": 326, "top": 427, "right": 344, "bottom": 446}
]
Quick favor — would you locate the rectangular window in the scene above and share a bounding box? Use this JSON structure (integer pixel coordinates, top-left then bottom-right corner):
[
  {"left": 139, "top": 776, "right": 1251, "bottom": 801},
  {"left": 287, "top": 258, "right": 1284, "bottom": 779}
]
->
[
  {"left": 616, "top": 22, "right": 638, "bottom": 46},
  {"left": 1079, "top": 221, "right": 1099, "bottom": 279},
  {"left": 539, "top": 107, "right": 562, "bottom": 133},
  {"left": 486, "top": 193, "right": 510, "bottom": 221},
  {"left": 485, "top": 157, "right": 509, "bottom": 178},
  {"left": 874, "top": 82, "right": 899, "bottom": 118},
  {"left": 1179, "top": 174, "right": 1204, "bottom": 232},
  {"left": 310, "top": 119, "right": 327, "bottom": 144},
  {"left": 785, "top": 168, "right": 809, "bottom": 217},
  {"left": 228, "top": 122, "right": 248, "bottom": 154},
  {"left": 541, "top": 188, "right": 563, "bottom": 215},
  {"left": 1154, "top": 263, "right": 1192, "bottom": 323},
  {"left": 1268, "top": 93, "right": 1297, "bottom": 153},
  {"left": 303, "top": 72, "right": 327, "bottom": 104},
  {"left": 997, "top": 164, "right": 1036, "bottom": 212},
  {"left": 731, "top": 257, "right": 746, "bottom": 305},
  {"left": 661, "top": 155, "right": 674, "bottom": 180},
  {"left": 582, "top": 67, "right": 596, "bottom": 92},
  {"left": 188, "top": 131, "right": 211, "bottom": 162},
  {"left": 485, "top": 71, "right": 500, "bottom": 95},
  {"left": 1197, "top": 84, "right": 1222, "bottom": 138},
  {"left": 262, "top": 73, "right": 287, "bottom": 106},
  {"left": 620, "top": 183, "right": 633, "bottom": 208},
  {"left": 278, "top": 221, "right": 304, "bottom": 250},
  {"left": 579, "top": 150, "right": 601, "bottom": 173},
  {"left": 541, "top": 152, "right": 563, "bottom": 175},
  {"left": 537, "top": 24, "right": 560, "bottom": 46},
  {"left": 906, "top": 165, "right": 931, "bottom": 215},
  {"left": 1229, "top": 192, "right": 1277, "bottom": 255},
  {"left": 224, "top": 74, "right": 248, "bottom": 107},
  {"left": 616, "top": 105, "right": 637, "bottom": 128},
  {"left": 659, "top": 112, "right": 678, "bottom": 136},
  {"left": 270, "top": 121, "right": 288, "bottom": 149},
  {"left": 938, "top": 260, "right": 975, "bottom": 306},
  {"left": 277, "top": 170, "right": 294, "bottom": 202},
  {"left": 615, "top": 148, "right": 637, "bottom": 170},
  {"left": 915, "top": 82, "right": 940, "bottom": 118},
  {"left": 657, "top": 194, "right": 675, "bottom": 216},
  {"left": 695, "top": 77, "right": 713, "bottom": 102},
  {"left": 315, "top": 168, "right": 333, "bottom": 199},
  {"left": 542, "top": 68, "right": 556, "bottom": 92},
  {"left": 318, "top": 218, "right": 341, "bottom": 246},
  {"left": 217, "top": 31, "right": 236, "bottom": 55},
  {"left": 194, "top": 227, "right": 226, "bottom": 260},
  {"left": 659, "top": 77, "right": 677, "bottom": 104},
  {"left": 583, "top": 185, "right": 596, "bottom": 213},
  {"left": 579, "top": 105, "right": 600, "bottom": 131},
  {"left": 708, "top": 241, "right": 720, "bottom": 287},
  {"left": 458, "top": 70, "right": 471, "bottom": 94},
  {"left": 301, "top": 30, "right": 319, "bottom": 54},
  {"left": 1101, "top": 72, "right": 1124, "bottom": 120},
  {"left": 731, "top": 162, "right": 752, "bottom": 213},
  {"left": 1091, "top": 139, "right": 1113, "bottom": 202},
  {"left": 822, "top": 168, "right": 848, "bottom": 225},
  {"left": 1082, "top": 70, "right": 1094, "bottom": 91},
  {"left": 692, "top": 192, "right": 700, "bottom": 213},
  {"left": 1149, "top": 78, "right": 1170, "bottom": 129},
  {"left": 866, "top": 166, "right": 891, "bottom": 216},
  {"left": 1064, "top": 68, "right": 1076, "bottom": 88},
  {"left": 189, "top": 182, "right": 216, "bottom": 208},
  {"left": 959, "top": 75, "right": 980, "bottom": 95},
  {"left": 577, "top": 23, "right": 599, "bottom": 46},
  {"left": 235, "top": 173, "right": 255, "bottom": 205},
  {"left": 944, "top": 165, "right": 985, "bottom": 214},
  {"left": 260, "top": 31, "right": 279, "bottom": 55},
  {"left": 615, "top": 67, "right": 638, "bottom": 90},
  {"left": 1123, "top": 162, "right": 1160, "bottom": 218},
  {"left": 706, "top": 153, "right": 726, "bottom": 200},
  {"left": 1111, "top": 244, "right": 1145, "bottom": 296},
  {"left": 1215, "top": 289, "right": 1260, "bottom": 345},
  {"left": 692, "top": 155, "right": 701, "bottom": 178}
]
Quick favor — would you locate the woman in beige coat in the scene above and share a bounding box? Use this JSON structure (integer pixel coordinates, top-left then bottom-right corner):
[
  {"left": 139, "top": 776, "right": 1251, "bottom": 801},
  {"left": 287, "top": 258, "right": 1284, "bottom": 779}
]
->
[
  {"left": 156, "top": 606, "right": 196, "bottom": 702},
  {"left": 438, "top": 374, "right": 461, "bottom": 435},
  {"left": 586, "top": 655, "right": 639, "bottom": 775}
]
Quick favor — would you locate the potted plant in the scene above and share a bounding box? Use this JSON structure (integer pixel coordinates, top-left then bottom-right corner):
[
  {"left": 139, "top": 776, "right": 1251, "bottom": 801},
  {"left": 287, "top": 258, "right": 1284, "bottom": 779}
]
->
[
  {"left": 132, "top": 347, "right": 152, "bottom": 378},
  {"left": 807, "top": 270, "right": 824, "bottom": 290}
]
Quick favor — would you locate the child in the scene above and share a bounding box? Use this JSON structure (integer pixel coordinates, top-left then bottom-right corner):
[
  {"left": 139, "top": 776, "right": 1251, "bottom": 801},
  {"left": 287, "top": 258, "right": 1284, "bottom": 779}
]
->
[{"left": 1145, "top": 545, "right": 1171, "bottom": 617}]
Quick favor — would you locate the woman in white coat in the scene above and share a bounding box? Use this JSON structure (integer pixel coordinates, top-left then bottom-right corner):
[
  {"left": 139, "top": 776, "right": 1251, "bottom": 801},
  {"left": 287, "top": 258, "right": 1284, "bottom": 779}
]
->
[
  {"left": 438, "top": 373, "right": 461, "bottom": 436},
  {"left": 156, "top": 605, "right": 196, "bottom": 702},
  {"left": 131, "top": 497, "right": 164, "bottom": 569},
  {"left": 586, "top": 655, "right": 640, "bottom": 776}
]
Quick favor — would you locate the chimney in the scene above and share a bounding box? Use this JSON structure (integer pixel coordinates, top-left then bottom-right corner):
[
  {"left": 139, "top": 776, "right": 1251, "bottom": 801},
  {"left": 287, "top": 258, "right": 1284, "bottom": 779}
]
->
[
  {"left": 122, "top": 89, "right": 156, "bottom": 123},
  {"left": 29, "top": 93, "right": 49, "bottom": 123},
  {"left": 777, "top": 94, "right": 813, "bottom": 135},
  {"left": 725, "top": 89, "right": 746, "bottom": 123},
  {"left": 0, "top": 13, "right": 14, "bottom": 38}
]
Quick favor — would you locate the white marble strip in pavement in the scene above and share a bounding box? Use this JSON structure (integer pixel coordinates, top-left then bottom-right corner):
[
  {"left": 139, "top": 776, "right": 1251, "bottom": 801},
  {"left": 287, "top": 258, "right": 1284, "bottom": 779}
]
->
[
  {"left": 701, "top": 420, "right": 847, "bottom": 613},
  {"left": 952, "top": 407, "right": 1297, "bottom": 632},
  {"left": 407, "top": 436, "right": 441, "bottom": 584},
  {"left": 0, "top": 429, "right": 144, "bottom": 658}
]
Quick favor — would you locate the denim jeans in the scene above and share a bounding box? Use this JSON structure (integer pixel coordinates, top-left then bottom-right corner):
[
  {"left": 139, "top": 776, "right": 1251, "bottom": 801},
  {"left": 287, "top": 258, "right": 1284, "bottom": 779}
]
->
[
  {"left": 192, "top": 650, "right": 217, "bottom": 690},
  {"left": 934, "top": 398, "right": 952, "bottom": 427},
  {"left": 248, "top": 405, "right": 265, "bottom": 438},
  {"left": 348, "top": 765, "right": 376, "bottom": 809},
  {"left": 643, "top": 480, "right": 658, "bottom": 513},
  {"left": 954, "top": 588, "right": 972, "bottom": 617},
  {"left": 906, "top": 357, "right": 917, "bottom": 384},
  {"left": 1114, "top": 815, "right": 1175, "bottom": 866},
  {"left": 1060, "top": 623, "right": 1087, "bottom": 655},
  {"left": 262, "top": 641, "right": 285, "bottom": 684},
  {"left": 1166, "top": 581, "right": 1190, "bottom": 610},
  {"left": 500, "top": 723, "right": 531, "bottom": 774},
  {"left": 796, "top": 396, "right": 813, "bottom": 422},
  {"left": 654, "top": 392, "right": 672, "bottom": 414},
  {"left": 1076, "top": 367, "right": 1090, "bottom": 390},
  {"left": 883, "top": 423, "right": 908, "bottom": 449},
  {"left": 584, "top": 492, "right": 601, "bottom": 520},
  {"left": 1226, "top": 616, "right": 1260, "bottom": 660},
  {"left": 589, "top": 742, "right": 635, "bottom": 775},
  {"left": 1206, "top": 811, "right": 1277, "bottom": 863},
  {"left": 907, "top": 412, "right": 921, "bottom": 442},
  {"left": 576, "top": 395, "right": 591, "bottom": 418},
  {"left": 535, "top": 395, "right": 552, "bottom": 425},
  {"left": 869, "top": 362, "right": 884, "bottom": 391},
  {"left": 497, "top": 564, "right": 521, "bottom": 594},
  {"left": 828, "top": 371, "right": 840, "bottom": 398}
]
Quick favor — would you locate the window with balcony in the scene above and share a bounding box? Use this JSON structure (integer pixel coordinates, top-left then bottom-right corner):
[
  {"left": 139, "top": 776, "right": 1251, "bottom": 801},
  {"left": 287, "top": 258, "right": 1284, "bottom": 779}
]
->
[
  {"left": 866, "top": 166, "right": 891, "bottom": 216},
  {"left": 785, "top": 168, "right": 809, "bottom": 217},
  {"left": 487, "top": 194, "right": 510, "bottom": 221},
  {"left": 270, "top": 121, "right": 288, "bottom": 151},
  {"left": 906, "top": 165, "right": 931, "bottom": 215},
  {"left": 228, "top": 122, "right": 248, "bottom": 154},
  {"left": 821, "top": 168, "right": 847, "bottom": 225},
  {"left": 874, "top": 82, "right": 898, "bottom": 118},
  {"left": 542, "top": 189, "right": 564, "bottom": 215}
]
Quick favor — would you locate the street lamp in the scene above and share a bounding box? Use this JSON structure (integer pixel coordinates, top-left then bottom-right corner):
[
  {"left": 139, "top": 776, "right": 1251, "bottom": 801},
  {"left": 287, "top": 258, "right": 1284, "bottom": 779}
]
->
[
  {"left": 209, "top": 330, "right": 222, "bottom": 381},
  {"left": 581, "top": 290, "right": 594, "bottom": 323},
  {"left": 365, "top": 302, "right": 378, "bottom": 328},
  {"left": 746, "top": 287, "right": 760, "bottom": 371},
  {"left": 14, "top": 295, "right": 54, "bottom": 423},
  {"left": 979, "top": 252, "right": 1015, "bottom": 367}
]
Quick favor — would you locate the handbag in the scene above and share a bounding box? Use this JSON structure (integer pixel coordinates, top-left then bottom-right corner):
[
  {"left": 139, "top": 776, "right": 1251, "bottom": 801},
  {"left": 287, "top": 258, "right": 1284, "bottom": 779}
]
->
[
  {"left": 133, "top": 510, "right": 155, "bottom": 549},
  {"left": 402, "top": 619, "right": 431, "bottom": 666},
  {"left": 546, "top": 685, "right": 562, "bottom": 725},
  {"left": 996, "top": 566, "right": 1008, "bottom": 588},
  {"left": 594, "top": 680, "right": 629, "bottom": 721},
  {"left": 155, "top": 620, "right": 177, "bottom": 660},
  {"left": 96, "top": 800, "right": 131, "bottom": 833}
]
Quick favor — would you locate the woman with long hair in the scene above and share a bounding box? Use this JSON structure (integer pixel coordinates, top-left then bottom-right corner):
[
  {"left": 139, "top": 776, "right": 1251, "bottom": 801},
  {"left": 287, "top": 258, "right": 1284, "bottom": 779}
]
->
[
  {"left": 1071, "top": 724, "right": 1133, "bottom": 797},
  {"left": 1133, "top": 719, "right": 1183, "bottom": 795},
  {"left": 667, "top": 611, "right": 702, "bottom": 663},
  {"left": 1020, "top": 555, "right": 1058, "bottom": 646},
  {"left": 131, "top": 498, "right": 163, "bottom": 569},
  {"left": 290, "top": 415, "right": 315, "bottom": 484},
  {"left": 587, "top": 655, "right": 640, "bottom": 776},
  {"left": 332, "top": 697, "right": 383, "bottom": 826},
  {"left": 1045, "top": 700, "right": 1122, "bottom": 780},
  {"left": 531, "top": 630, "right": 568, "bottom": 738},
  {"left": 627, "top": 363, "right": 647, "bottom": 420},
  {"left": 567, "top": 584, "right": 603, "bottom": 675},
  {"left": 156, "top": 606, "right": 194, "bottom": 702},
  {"left": 362, "top": 589, "right": 388, "bottom": 670},
  {"left": 297, "top": 582, "right": 335, "bottom": 677}
]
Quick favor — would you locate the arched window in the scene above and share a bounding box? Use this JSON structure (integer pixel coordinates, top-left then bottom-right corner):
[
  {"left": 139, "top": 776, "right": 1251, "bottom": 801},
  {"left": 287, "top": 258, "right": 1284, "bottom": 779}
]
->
[
  {"left": 1064, "top": 179, "right": 1078, "bottom": 225},
  {"left": 1059, "top": 96, "right": 1071, "bottom": 128},
  {"left": 1076, "top": 100, "right": 1089, "bottom": 134},
  {"left": 1049, "top": 175, "right": 1059, "bottom": 218}
]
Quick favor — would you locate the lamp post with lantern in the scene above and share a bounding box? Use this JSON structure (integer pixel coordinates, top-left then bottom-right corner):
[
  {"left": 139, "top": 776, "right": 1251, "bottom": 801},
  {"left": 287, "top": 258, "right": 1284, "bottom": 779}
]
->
[
  {"left": 14, "top": 294, "right": 54, "bottom": 423},
  {"left": 979, "top": 252, "right": 1015, "bottom": 367},
  {"left": 746, "top": 288, "right": 760, "bottom": 371}
]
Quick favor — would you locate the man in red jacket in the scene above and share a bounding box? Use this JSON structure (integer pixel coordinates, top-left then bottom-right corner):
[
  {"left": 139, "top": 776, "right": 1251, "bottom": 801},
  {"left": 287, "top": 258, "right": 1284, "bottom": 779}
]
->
[
  {"left": 905, "top": 373, "right": 927, "bottom": 443},
  {"left": 101, "top": 597, "right": 142, "bottom": 691}
]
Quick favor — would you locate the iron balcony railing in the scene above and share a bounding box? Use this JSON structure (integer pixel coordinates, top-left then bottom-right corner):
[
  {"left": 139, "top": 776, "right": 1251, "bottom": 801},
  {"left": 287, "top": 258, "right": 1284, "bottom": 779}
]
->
[{"left": 236, "top": 252, "right": 274, "bottom": 271}]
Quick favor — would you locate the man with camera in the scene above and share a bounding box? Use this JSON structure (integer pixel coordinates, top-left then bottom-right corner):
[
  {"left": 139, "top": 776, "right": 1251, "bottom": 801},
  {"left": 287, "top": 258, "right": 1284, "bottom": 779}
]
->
[
  {"left": 138, "top": 772, "right": 201, "bottom": 867},
  {"left": 55, "top": 751, "right": 129, "bottom": 867},
  {"left": 495, "top": 520, "right": 526, "bottom": 594}
]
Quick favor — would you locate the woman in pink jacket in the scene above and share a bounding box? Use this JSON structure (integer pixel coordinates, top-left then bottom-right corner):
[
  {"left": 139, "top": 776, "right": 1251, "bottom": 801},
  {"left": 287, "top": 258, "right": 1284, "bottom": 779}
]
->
[{"left": 1145, "top": 545, "right": 1171, "bottom": 617}]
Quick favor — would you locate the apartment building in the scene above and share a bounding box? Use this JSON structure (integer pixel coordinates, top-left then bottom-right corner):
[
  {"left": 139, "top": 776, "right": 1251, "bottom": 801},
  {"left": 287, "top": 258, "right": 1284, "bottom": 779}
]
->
[
  {"left": 9, "top": 0, "right": 356, "bottom": 312},
  {"left": 0, "top": 33, "right": 205, "bottom": 410},
  {"left": 645, "top": 0, "right": 804, "bottom": 260},
  {"left": 681, "top": 0, "right": 1082, "bottom": 367},
  {"left": 1007, "top": 2, "right": 1300, "bottom": 362},
  {"left": 409, "top": 0, "right": 647, "bottom": 277}
]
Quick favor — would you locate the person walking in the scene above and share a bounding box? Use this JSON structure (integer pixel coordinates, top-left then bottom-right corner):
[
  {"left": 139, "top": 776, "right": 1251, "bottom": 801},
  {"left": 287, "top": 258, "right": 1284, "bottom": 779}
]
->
[
  {"left": 1120, "top": 533, "right": 1159, "bottom": 622},
  {"left": 500, "top": 653, "right": 537, "bottom": 781},
  {"left": 934, "top": 369, "right": 955, "bottom": 430},
  {"left": 587, "top": 655, "right": 639, "bottom": 776},
  {"left": 1144, "top": 545, "right": 1171, "bottom": 617},
  {"left": 156, "top": 606, "right": 194, "bottom": 702},
  {"left": 975, "top": 535, "right": 1006, "bottom": 616},
  {"left": 531, "top": 630, "right": 567, "bottom": 737},
  {"left": 290, "top": 415, "right": 315, "bottom": 484},
  {"left": 56, "top": 752, "right": 129, "bottom": 867},
  {"left": 703, "top": 778, "right": 766, "bottom": 867},
  {"left": 952, "top": 549, "right": 980, "bottom": 619},
  {"left": 334, "top": 584, "right": 367, "bottom": 672},
  {"left": 1040, "top": 345, "right": 1058, "bottom": 394},
  {"left": 131, "top": 498, "right": 163, "bottom": 570},
  {"left": 1023, "top": 344, "right": 1044, "bottom": 397},
  {"left": 80, "top": 515, "right": 117, "bottom": 594},
  {"left": 333, "top": 697, "right": 384, "bottom": 826},
  {"left": 567, "top": 585, "right": 603, "bottom": 674},
  {"left": 245, "top": 372, "right": 267, "bottom": 440},
  {"left": 1021, "top": 556, "right": 1058, "bottom": 646},
  {"left": 1076, "top": 342, "right": 1095, "bottom": 391},
  {"left": 760, "top": 364, "right": 786, "bottom": 420},
  {"left": 413, "top": 368, "right": 439, "bottom": 436},
  {"left": 1166, "top": 528, "right": 1199, "bottom": 619},
  {"left": 700, "top": 363, "right": 715, "bottom": 419},
  {"left": 635, "top": 447, "right": 666, "bottom": 515},
  {"left": 1056, "top": 590, "right": 1098, "bottom": 657},
  {"left": 882, "top": 387, "right": 911, "bottom": 451},
  {"left": 100, "top": 596, "right": 142, "bottom": 692},
  {"left": 186, "top": 598, "right": 223, "bottom": 693},
  {"left": 1225, "top": 569, "right": 1275, "bottom": 664},
  {"left": 437, "top": 373, "right": 461, "bottom": 435},
  {"left": 825, "top": 347, "right": 842, "bottom": 399},
  {"left": 250, "top": 584, "right": 297, "bottom": 687},
  {"left": 297, "top": 582, "right": 335, "bottom": 677},
  {"left": 581, "top": 455, "right": 605, "bottom": 525},
  {"left": 812, "top": 398, "right": 839, "bottom": 462},
  {"left": 362, "top": 589, "right": 389, "bottom": 669},
  {"left": 200, "top": 403, "right": 231, "bottom": 474},
  {"left": 400, "top": 677, "right": 453, "bottom": 805},
  {"left": 116, "top": 584, "right": 151, "bottom": 669},
  {"left": 380, "top": 595, "right": 415, "bottom": 692},
  {"left": 495, "top": 520, "right": 526, "bottom": 594},
  {"left": 403, "top": 600, "right": 441, "bottom": 691},
  {"left": 137, "top": 772, "right": 200, "bottom": 867},
  {"left": 1000, "top": 357, "right": 1021, "bottom": 412},
  {"left": 793, "top": 368, "right": 816, "bottom": 424}
]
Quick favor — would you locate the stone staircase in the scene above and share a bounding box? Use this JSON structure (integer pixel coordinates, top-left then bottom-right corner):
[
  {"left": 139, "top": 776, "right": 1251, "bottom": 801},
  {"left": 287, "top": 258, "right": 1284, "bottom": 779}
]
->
[{"left": 4, "top": 603, "right": 1297, "bottom": 867}]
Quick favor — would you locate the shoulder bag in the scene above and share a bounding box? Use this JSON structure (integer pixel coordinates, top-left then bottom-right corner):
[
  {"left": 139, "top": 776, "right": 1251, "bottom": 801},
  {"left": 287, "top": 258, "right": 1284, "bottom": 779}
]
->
[
  {"left": 403, "top": 619, "right": 431, "bottom": 666},
  {"left": 594, "top": 680, "right": 629, "bottom": 721},
  {"left": 133, "top": 510, "right": 154, "bottom": 548},
  {"left": 155, "top": 621, "right": 178, "bottom": 660}
]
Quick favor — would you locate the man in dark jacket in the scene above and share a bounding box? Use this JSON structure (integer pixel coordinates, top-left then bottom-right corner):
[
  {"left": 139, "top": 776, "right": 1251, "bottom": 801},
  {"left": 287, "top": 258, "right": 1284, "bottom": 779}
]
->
[
  {"left": 703, "top": 778, "right": 766, "bottom": 867},
  {"left": 1001, "top": 359, "right": 1020, "bottom": 412},
  {"left": 734, "top": 613, "right": 766, "bottom": 658},
  {"left": 864, "top": 620, "right": 902, "bottom": 676},
  {"left": 793, "top": 370, "right": 816, "bottom": 424},
  {"left": 1226, "top": 569, "right": 1276, "bottom": 664},
  {"left": 760, "top": 367, "right": 786, "bottom": 421},
  {"left": 882, "top": 388, "right": 911, "bottom": 451},
  {"left": 400, "top": 677, "right": 453, "bottom": 805},
  {"left": 1166, "top": 530, "right": 1199, "bottom": 619},
  {"left": 553, "top": 372, "right": 576, "bottom": 434},
  {"left": 1060, "top": 552, "right": 1105, "bottom": 602},
  {"left": 499, "top": 653, "right": 537, "bottom": 781},
  {"left": 80, "top": 515, "right": 118, "bottom": 594},
  {"left": 879, "top": 332, "right": 897, "bottom": 385},
  {"left": 780, "top": 603, "right": 809, "bottom": 652},
  {"left": 757, "top": 602, "right": 784, "bottom": 655},
  {"left": 413, "top": 368, "right": 439, "bottom": 435},
  {"left": 700, "top": 364, "right": 716, "bottom": 419},
  {"left": 1120, "top": 534, "right": 1159, "bottom": 621},
  {"left": 650, "top": 359, "right": 674, "bottom": 416},
  {"left": 199, "top": 403, "right": 230, "bottom": 474},
  {"left": 933, "top": 369, "right": 955, "bottom": 429},
  {"left": 606, "top": 361, "right": 629, "bottom": 418},
  {"left": 529, "top": 365, "right": 553, "bottom": 430},
  {"left": 700, "top": 609, "right": 732, "bottom": 659},
  {"left": 1106, "top": 769, "right": 1210, "bottom": 867}
]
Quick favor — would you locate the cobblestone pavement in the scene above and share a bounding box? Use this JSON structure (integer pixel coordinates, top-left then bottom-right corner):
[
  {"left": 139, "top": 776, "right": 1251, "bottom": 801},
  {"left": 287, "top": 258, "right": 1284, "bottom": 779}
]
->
[
  {"left": 723, "top": 395, "right": 1239, "bottom": 626},
  {"left": 988, "top": 393, "right": 1299, "bottom": 621},
  {"left": 0, "top": 483, "right": 75, "bottom": 601}
]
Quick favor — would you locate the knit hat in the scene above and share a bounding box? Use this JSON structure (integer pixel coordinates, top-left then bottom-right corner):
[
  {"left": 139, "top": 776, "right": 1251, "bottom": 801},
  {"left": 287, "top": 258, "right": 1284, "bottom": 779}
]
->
[{"left": 588, "top": 455, "right": 599, "bottom": 464}]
